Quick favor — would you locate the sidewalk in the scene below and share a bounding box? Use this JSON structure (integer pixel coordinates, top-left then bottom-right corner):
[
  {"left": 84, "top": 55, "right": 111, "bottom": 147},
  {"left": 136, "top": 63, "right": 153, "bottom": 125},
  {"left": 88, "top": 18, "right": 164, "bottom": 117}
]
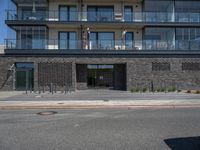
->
[
  {"left": 0, "top": 90, "right": 200, "bottom": 109},
  {"left": 0, "top": 100, "right": 200, "bottom": 109},
  {"left": 0, "top": 91, "right": 24, "bottom": 99}
]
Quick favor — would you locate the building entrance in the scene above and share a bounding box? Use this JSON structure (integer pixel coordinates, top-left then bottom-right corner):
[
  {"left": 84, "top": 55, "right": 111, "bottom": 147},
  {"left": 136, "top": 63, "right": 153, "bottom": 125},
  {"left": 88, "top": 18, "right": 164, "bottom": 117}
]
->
[
  {"left": 87, "top": 65, "right": 114, "bottom": 88},
  {"left": 15, "top": 63, "right": 34, "bottom": 91}
]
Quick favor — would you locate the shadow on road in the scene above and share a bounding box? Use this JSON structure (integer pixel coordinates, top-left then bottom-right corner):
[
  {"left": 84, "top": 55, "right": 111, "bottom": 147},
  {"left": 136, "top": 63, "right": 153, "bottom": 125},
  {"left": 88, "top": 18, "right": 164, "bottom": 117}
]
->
[{"left": 164, "top": 136, "right": 200, "bottom": 150}]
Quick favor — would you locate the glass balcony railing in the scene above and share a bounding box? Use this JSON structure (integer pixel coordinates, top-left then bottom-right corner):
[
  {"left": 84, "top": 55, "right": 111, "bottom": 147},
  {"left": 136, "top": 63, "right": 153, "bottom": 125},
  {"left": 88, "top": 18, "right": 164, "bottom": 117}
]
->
[
  {"left": 6, "top": 10, "right": 200, "bottom": 23},
  {"left": 6, "top": 10, "right": 48, "bottom": 21},
  {"left": 5, "top": 39, "right": 200, "bottom": 51}
]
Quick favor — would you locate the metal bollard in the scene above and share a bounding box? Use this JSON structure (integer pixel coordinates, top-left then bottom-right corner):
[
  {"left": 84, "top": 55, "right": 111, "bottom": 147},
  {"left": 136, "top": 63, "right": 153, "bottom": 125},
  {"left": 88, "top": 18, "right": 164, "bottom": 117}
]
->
[
  {"left": 43, "top": 86, "right": 45, "bottom": 93},
  {"left": 51, "top": 83, "right": 53, "bottom": 94},
  {"left": 55, "top": 84, "right": 57, "bottom": 93},
  {"left": 64, "top": 85, "right": 67, "bottom": 94},
  {"left": 151, "top": 81, "right": 154, "bottom": 93},
  {"left": 38, "top": 86, "right": 41, "bottom": 94},
  {"left": 61, "top": 86, "right": 64, "bottom": 93},
  {"left": 30, "top": 86, "right": 32, "bottom": 93}
]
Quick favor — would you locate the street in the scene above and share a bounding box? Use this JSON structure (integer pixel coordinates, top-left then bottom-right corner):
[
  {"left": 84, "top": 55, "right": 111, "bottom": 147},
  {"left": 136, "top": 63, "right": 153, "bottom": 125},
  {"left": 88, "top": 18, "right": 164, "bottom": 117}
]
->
[{"left": 0, "top": 107, "right": 200, "bottom": 150}]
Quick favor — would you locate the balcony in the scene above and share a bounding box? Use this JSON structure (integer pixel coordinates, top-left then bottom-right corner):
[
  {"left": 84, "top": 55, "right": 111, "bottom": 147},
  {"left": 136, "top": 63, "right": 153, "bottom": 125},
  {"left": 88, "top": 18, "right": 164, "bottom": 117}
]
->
[
  {"left": 5, "top": 39, "right": 200, "bottom": 51},
  {"left": 6, "top": 10, "right": 200, "bottom": 24}
]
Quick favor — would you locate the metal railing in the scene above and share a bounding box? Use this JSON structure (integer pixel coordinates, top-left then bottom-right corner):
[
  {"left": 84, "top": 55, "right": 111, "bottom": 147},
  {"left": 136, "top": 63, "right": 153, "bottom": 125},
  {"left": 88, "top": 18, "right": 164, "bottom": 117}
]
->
[
  {"left": 6, "top": 10, "right": 200, "bottom": 23},
  {"left": 5, "top": 39, "right": 200, "bottom": 50}
]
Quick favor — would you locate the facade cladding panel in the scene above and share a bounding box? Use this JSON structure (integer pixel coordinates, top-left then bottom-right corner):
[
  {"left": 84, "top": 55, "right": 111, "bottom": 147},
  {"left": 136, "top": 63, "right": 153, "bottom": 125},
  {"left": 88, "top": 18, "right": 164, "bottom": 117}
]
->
[
  {"left": 38, "top": 63, "right": 72, "bottom": 87},
  {"left": 1, "top": 0, "right": 200, "bottom": 91}
]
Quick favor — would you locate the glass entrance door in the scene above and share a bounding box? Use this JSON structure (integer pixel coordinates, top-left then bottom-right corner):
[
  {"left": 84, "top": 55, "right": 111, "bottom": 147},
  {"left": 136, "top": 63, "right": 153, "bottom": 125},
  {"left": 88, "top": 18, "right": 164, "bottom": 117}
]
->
[
  {"left": 15, "top": 63, "right": 34, "bottom": 91},
  {"left": 16, "top": 70, "right": 26, "bottom": 90},
  {"left": 16, "top": 70, "right": 34, "bottom": 90}
]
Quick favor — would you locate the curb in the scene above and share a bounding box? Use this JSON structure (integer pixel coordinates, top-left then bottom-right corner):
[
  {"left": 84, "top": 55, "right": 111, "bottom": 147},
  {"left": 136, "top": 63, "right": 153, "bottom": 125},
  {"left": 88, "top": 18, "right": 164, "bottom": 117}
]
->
[{"left": 1, "top": 104, "right": 200, "bottom": 109}]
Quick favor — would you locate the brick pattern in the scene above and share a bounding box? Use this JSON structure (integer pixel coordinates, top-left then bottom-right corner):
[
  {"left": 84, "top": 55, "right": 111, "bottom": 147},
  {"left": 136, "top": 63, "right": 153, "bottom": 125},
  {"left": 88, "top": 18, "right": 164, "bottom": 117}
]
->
[
  {"left": 113, "top": 64, "right": 126, "bottom": 90},
  {"left": 76, "top": 64, "right": 88, "bottom": 90},
  {"left": 152, "top": 62, "right": 170, "bottom": 71},
  {"left": 38, "top": 62, "right": 72, "bottom": 86},
  {"left": 0, "top": 56, "right": 200, "bottom": 91},
  {"left": 182, "top": 62, "right": 200, "bottom": 71},
  {"left": 76, "top": 64, "right": 87, "bottom": 83}
]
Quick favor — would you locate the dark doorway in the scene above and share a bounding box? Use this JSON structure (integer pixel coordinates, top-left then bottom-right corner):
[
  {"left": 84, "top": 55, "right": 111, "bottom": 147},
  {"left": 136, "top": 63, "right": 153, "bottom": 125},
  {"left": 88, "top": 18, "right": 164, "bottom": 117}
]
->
[
  {"left": 87, "top": 65, "right": 114, "bottom": 88},
  {"left": 15, "top": 63, "right": 34, "bottom": 91},
  {"left": 86, "top": 64, "right": 126, "bottom": 90}
]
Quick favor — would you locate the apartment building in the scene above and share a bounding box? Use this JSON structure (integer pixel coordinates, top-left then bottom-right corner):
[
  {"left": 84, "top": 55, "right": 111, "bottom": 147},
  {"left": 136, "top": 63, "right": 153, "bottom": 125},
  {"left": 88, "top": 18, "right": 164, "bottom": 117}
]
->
[{"left": 1, "top": 0, "right": 200, "bottom": 91}]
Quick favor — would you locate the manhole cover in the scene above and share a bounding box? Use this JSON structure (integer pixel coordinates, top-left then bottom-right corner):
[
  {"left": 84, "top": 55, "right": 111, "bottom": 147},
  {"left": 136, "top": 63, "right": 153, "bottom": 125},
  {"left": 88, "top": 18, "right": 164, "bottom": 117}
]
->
[
  {"left": 58, "top": 103, "right": 64, "bottom": 105},
  {"left": 103, "top": 99, "right": 109, "bottom": 102},
  {"left": 37, "top": 111, "right": 57, "bottom": 116}
]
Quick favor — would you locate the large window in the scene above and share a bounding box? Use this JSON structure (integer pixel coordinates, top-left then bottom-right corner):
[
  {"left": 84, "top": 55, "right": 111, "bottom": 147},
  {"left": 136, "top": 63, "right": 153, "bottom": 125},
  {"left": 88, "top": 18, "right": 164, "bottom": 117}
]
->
[
  {"left": 16, "top": 26, "right": 47, "bottom": 49},
  {"left": 59, "top": 6, "right": 77, "bottom": 21},
  {"left": 176, "top": 28, "right": 200, "bottom": 50},
  {"left": 144, "top": 28, "right": 175, "bottom": 50},
  {"left": 144, "top": 0, "right": 174, "bottom": 22},
  {"left": 175, "top": 1, "right": 200, "bottom": 22},
  {"left": 144, "top": 27, "right": 200, "bottom": 50},
  {"left": 89, "top": 32, "right": 114, "bottom": 49},
  {"left": 87, "top": 6, "right": 114, "bottom": 21},
  {"left": 124, "top": 6, "right": 133, "bottom": 22},
  {"left": 59, "top": 32, "right": 77, "bottom": 49}
]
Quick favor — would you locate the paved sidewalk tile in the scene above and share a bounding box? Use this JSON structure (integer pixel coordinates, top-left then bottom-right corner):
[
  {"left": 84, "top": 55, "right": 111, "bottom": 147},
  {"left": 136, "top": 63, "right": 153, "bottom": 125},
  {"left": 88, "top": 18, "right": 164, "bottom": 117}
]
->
[{"left": 0, "top": 91, "right": 24, "bottom": 99}]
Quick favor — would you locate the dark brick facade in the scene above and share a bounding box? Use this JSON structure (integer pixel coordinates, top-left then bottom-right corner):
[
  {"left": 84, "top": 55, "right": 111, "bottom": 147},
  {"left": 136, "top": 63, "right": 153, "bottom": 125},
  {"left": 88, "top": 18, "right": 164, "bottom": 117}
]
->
[
  {"left": 0, "top": 56, "right": 200, "bottom": 91},
  {"left": 38, "top": 62, "right": 72, "bottom": 87},
  {"left": 76, "top": 64, "right": 88, "bottom": 90}
]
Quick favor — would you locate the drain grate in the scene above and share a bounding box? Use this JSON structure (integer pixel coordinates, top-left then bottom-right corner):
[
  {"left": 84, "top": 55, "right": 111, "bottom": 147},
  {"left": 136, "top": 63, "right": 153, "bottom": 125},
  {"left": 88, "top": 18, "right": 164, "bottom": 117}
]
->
[{"left": 37, "top": 111, "right": 57, "bottom": 116}]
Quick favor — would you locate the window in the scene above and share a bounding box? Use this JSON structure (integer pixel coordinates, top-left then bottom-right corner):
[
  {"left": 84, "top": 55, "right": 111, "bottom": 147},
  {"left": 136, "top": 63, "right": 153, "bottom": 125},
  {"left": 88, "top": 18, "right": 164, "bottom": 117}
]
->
[
  {"left": 15, "top": 63, "right": 34, "bottom": 69},
  {"left": 124, "top": 6, "right": 133, "bottom": 21},
  {"left": 176, "top": 28, "right": 200, "bottom": 50},
  {"left": 89, "top": 32, "right": 114, "bottom": 49},
  {"left": 175, "top": 1, "right": 200, "bottom": 22},
  {"left": 144, "top": 28, "right": 175, "bottom": 50},
  {"left": 18, "top": 26, "right": 47, "bottom": 49},
  {"left": 59, "top": 6, "right": 77, "bottom": 21},
  {"left": 87, "top": 6, "right": 114, "bottom": 21},
  {"left": 59, "top": 32, "right": 77, "bottom": 49},
  {"left": 182, "top": 62, "right": 200, "bottom": 71},
  {"left": 125, "top": 32, "right": 134, "bottom": 49},
  {"left": 152, "top": 62, "right": 170, "bottom": 71}
]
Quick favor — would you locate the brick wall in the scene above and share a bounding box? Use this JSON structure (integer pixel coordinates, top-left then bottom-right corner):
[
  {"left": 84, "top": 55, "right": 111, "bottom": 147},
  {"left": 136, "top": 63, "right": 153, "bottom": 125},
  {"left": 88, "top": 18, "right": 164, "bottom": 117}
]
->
[{"left": 0, "top": 56, "right": 200, "bottom": 91}]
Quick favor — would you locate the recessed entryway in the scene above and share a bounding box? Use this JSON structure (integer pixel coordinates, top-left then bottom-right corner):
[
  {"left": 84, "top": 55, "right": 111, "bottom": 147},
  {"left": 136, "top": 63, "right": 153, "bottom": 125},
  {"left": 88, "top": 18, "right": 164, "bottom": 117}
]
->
[
  {"left": 87, "top": 64, "right": 114, "bottom": 88},
  {"left": 76, "top": 64, "right": 126, "bottom": 90}
]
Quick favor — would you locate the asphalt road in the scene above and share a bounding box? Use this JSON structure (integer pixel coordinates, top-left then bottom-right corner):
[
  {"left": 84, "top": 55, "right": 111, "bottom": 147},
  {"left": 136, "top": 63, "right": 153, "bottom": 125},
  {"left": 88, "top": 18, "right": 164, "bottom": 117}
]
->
[{"left": 0, "top": 108, "right": 200, "bottom": 150}]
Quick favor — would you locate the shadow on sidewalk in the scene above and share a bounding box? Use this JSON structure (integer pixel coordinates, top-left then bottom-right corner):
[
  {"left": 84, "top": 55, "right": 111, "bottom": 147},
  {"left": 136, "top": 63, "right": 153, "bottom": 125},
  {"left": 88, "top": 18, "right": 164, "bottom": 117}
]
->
[{"left": 164, "top": 136, "right": 200, "bottom": 150}]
